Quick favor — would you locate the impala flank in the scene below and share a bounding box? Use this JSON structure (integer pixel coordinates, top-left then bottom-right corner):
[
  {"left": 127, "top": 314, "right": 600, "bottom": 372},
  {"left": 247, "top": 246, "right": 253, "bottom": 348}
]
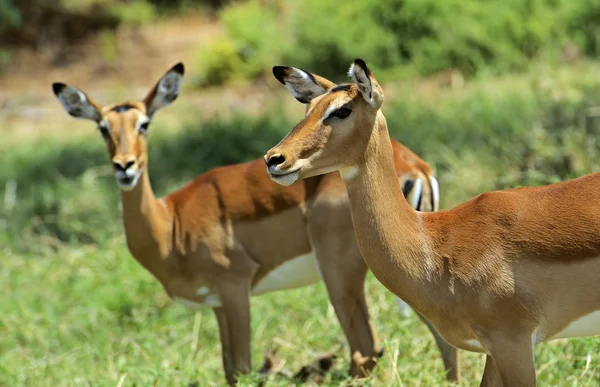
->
[
  {"left": 265, "top": 59, "right": 600, "bottom": 386},
  {"left": 53, "top": 63, "right": 458, "bottom": 384}
]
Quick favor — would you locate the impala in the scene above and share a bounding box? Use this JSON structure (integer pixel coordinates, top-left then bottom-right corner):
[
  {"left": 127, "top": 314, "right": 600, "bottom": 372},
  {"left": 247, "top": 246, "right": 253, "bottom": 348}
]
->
[
  {"left": 52, "top": 63, "right": 457, "bottom": 384},
  {"left": 265, "top": 59, "right": 600, "bottom": 386}
]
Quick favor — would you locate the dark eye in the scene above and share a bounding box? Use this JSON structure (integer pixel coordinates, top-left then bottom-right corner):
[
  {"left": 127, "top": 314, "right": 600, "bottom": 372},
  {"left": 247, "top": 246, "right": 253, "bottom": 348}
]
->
[
  {"left": 330, "top": 107, "right": 352, "bottom": 119},
  {"left": 98, "top": 124, "right": 110, "bottom": 138},
  {"left": 139, "top": 121, "right": 150, "bottom": 133}
]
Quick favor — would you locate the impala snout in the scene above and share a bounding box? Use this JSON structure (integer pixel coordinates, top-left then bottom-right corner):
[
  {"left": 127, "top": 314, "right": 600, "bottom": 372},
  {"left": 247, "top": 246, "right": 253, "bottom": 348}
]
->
[
  {"left": 112, "top": 156, "right": 142, "bottom": 191},
  {"left": 264, "top": 153, "right": 286, "bottom": 173},
  {"left": 264, "top": 149, "right": 301, "bottom": 187}
]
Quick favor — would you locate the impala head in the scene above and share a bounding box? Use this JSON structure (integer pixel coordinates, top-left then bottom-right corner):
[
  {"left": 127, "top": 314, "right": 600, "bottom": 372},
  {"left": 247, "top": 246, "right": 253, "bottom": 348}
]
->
[
  {"left": 52, "top": 63, "right": 184, "bottom": 191},
  {"left": 265, "top": 59, "right": 384, "bottom": 186}
]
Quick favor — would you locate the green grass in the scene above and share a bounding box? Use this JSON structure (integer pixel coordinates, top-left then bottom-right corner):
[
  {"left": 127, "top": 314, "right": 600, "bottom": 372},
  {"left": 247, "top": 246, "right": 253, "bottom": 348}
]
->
[
  {"left": 1, "top": 243, "right": 598, "bottom": 386},
  {"left": 1, "top": 64, "right": 600, "bottom": 385}
]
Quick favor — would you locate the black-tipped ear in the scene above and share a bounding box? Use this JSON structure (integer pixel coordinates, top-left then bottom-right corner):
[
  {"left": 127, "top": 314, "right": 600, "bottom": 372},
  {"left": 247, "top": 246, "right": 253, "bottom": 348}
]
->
[
  {"left": 353, "top": 59, "right": 371, "bottom": 76},
  {"left": 271, "top": 65, "right": 330, "bottom": 104},
  {"left": 52, "top": 82, "right": 66, "bottom": 96},
  {"left": 52, "top": 83, "right": 102, "bottom": 121},
  {"left": 144, "top": 63, "right": 185, "bottom": 117},
  {"left": 348, "top": 58, "right": 383, "bottom": 108},
  {"left": 171, "top": 62, "right": 185, "bottom": 75},
  {"left": 272, "top": 66, "right": 289, "bottom": 85}
]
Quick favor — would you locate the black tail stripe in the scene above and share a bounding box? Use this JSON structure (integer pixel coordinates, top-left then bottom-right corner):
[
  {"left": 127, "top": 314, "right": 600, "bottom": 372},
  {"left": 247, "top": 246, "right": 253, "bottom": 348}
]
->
[{"left": 402, "top": 180, "right": 415, "bottom": 199}]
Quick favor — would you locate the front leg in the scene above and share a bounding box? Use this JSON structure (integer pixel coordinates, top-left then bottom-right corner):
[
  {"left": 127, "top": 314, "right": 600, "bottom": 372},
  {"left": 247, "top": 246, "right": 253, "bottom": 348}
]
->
[
  {"left": 414, "top": 311, "right": 460, "bottom": 382},
  {"left": 480, "top": 355, "right": 502, "bottom": 387},
  {"left": 214, "top": 307, "right": 236, "bottom": 385},
  {"left": 219, "top": 281, "right": 253, "bottom": 380},
  {"left": 482, "top": 333, "right": 536, "bottom": 387}
]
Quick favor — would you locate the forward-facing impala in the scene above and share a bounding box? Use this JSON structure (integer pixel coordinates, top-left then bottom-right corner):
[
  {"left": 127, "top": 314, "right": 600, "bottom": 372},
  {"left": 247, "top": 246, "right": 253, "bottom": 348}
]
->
[
  {"left": 52, "top": 63, "right": 458, "bottom": 384},
  {"left": 265, "top": 60, "right": 600, "bottom": 386}
]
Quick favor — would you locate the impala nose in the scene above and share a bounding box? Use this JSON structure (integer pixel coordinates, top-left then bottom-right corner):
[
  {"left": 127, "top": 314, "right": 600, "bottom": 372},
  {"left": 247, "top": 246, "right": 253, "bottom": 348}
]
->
[
  {"left": 113, "top": 159, "right": 135, "bottom": 172},
  {"left": 264, "top": 153, "right": 286, "bottom": 169}
]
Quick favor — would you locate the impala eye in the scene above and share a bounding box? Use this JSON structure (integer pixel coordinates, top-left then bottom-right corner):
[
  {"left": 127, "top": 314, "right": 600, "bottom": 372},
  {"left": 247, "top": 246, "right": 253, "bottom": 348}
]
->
[
  {"left": 139, "top": 121, "right": 150, "bottom": 133},
  {"left": 98, "top": 123, "right": 110, "bottom": 138},
  {"left": 330, "top": 107, "right": 352, "bottom": 119}
]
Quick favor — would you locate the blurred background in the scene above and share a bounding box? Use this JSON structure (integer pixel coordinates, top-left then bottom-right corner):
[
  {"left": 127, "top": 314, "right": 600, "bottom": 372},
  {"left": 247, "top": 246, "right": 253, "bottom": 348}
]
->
[{"left": 1, "top": 0, "right": 599, "bottom": 385}]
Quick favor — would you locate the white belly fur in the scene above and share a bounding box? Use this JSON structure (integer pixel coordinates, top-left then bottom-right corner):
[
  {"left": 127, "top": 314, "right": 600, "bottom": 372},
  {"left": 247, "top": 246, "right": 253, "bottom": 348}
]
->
[
  {"left": 549, "top": 310, "right": 600, "bottom": 340},
  {"left": 251, "top": 253, "right": 321, "bottom": 296},
  {"left": 174, "top": 295, "right": 222, "bottom": 309},
  {"left": 463, "top": 339, "right": 487, "bottom": 352},
  {"left": 174, "top": 254, "right": 322, "bottom": 310}
]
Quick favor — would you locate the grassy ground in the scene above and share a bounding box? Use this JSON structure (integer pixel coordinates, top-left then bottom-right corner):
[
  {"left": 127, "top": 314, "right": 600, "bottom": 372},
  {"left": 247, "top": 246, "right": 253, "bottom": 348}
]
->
[
  {"left": 1, "top": 242, "right": 598, "bottom": 386},
  {"left": 1, "top": 26, "right": 600, "bottom": 385}
]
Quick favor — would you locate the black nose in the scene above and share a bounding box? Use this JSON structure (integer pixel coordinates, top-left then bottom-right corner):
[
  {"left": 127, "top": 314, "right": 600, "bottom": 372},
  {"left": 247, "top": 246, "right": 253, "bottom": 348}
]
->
[
  {"left": 113, "top": 160, "right": 135, "bottom": 172},
  {"left": 265, "top": 154, "right": 285, "bottom": 169}
]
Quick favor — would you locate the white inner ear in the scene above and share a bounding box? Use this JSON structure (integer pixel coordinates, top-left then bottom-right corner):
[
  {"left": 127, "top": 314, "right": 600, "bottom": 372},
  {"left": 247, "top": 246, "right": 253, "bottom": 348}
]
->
[
  {"left": 58, "top": 86, "right": 99, "bottom": 120},
  {"left": 284, "top": 68, "right": 327, "bottom": 102},
  {"left": 348, "top": 63, "right": 374, "bottom": 106},
  {"left": 158, "top": 72, "right": 183, "bottom": 97},
  {"left": 149, "top": 71, "right": 183, "bottom": 114}
]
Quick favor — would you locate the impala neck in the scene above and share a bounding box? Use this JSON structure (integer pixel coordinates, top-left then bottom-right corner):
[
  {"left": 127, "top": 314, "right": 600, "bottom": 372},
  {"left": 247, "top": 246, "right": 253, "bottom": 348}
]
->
[
  {"left": 342, "top": 113, "right": 438, "bottom": 305},
  {"left": 120, "top": 167, "right": 172, "bottom": 275}
]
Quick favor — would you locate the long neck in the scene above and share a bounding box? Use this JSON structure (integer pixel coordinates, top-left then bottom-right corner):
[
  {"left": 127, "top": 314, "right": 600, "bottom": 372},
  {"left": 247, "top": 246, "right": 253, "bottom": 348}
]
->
[
  {"left": 120, "top": 168, "right": 172, "bottom": 276},
  {"left": 342, "top": 114, "right": 439, "bottom": 305}
]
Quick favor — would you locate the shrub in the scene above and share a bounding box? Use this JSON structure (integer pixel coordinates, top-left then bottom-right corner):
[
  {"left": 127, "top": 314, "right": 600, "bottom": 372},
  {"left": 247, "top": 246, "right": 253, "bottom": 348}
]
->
[
  {"left": 195, "top": 0, "right": 288, "bottom": 86},
  {"left": 203, "top": 0, "right": 600, "bottom": 84}
]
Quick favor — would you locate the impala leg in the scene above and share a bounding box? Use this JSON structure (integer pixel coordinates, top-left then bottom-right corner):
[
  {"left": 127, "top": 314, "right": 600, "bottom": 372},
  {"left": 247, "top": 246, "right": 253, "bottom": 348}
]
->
[
  {"left": 483, "top": 334, "right": 536, "bottom": 387},
  {"left": 213, "top": 307, "right": 236, "bottom": 385},
  {"left": 480, "top": 355, "right": 502, "bottom": 387},
  {"left": 218, "top": 282, "right": 253, "bottom": 384},
  {"left": 317, "top": 252, "right": 382, "bottom": 378},
  {"left": 414, "top": 312, "right": 460, "bottom": 383}
]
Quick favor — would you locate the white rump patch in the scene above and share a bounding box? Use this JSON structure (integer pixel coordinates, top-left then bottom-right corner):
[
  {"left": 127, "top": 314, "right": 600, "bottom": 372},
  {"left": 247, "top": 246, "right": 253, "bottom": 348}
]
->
[
  {"left": 549, "top": 310, "right": 600, "bottom": 340},
  {"left": 429, "top": 175, "right": 440, "bottom": 211},
  {"left": 407, "top": 178, "right": 423, "bottom": 209},
  {"left": 251, "top": 253, "right": 321, "bottom": 296}
]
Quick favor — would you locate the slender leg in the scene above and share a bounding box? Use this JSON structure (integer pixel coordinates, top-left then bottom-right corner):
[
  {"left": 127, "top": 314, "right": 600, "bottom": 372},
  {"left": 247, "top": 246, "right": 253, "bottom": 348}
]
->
[
  {"left": 415, "top": 312, "right": 460, "bottom": 383},
  {"left": 316, "top": 250, "right": 382, "bottom": 377},
  {"left": 210, "top": 246, "right": 257, "bottom": 385},
  {"left": 307, "top": 196, "right": 383, "bottom": 379},
  {"left": 218, "top": 280, "right": 253, "bottom": 382},
  {"left": 480, "top": 355, "right": 502, "bottom": 387},
  {"left": 483, "top": 334, "right": 536, "bottom": 387},
  {"left": 213, "top": 307, "right": 236, "bottom": 385}
]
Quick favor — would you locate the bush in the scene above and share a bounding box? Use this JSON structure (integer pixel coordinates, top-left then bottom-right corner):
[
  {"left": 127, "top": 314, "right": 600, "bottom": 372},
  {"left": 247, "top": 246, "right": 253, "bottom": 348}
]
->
[
  {"left": 195, "top": 0, "right": 288, "bottom": 86},
  {"left": 202, "top": 0, "right": 600, "bottom": 84}
]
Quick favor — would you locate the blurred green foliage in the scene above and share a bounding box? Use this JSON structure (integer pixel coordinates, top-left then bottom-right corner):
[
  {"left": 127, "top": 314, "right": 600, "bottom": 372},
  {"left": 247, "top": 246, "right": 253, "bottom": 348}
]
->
[
  {"left": 194, "top": 0, "right": 287, "bottom": 86},
  {"left": 2, "top": 65, "right": 600, "bottom": 253},
  {"left": 197, "top": 0, "right": 600, "bottom": 85}
]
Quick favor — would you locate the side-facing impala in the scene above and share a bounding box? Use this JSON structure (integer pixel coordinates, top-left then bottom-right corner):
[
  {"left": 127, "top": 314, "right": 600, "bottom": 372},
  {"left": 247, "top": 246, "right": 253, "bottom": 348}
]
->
[
  {"left": 52, "top": 63, "right": 458, "bottom": 384},
  {"left": 265, "top": 59, "right": 600, "bottom": 386}
]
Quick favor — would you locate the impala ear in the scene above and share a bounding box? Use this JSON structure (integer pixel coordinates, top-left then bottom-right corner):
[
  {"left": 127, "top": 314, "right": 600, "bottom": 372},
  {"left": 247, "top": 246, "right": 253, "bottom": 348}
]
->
[
  {"left": 52, "top": 83, "right": 102, "bottom": 122},
  {"left": 144, "top": 62, "right": 185, "bottom": 117},
  {"left": 272, "top": 66, "right": 335, "bottom": 103},
  {"left": 348, "top": 59, "right": 384, "bottom": 109}
]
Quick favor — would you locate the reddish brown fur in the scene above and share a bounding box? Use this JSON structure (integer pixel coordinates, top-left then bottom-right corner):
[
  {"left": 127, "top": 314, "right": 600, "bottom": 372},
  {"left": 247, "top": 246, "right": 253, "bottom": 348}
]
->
[
  {"left": 265, "top": 60, "right": 600, "bottom": 387},
  {"left": 53, "top": 66, "right": 459, "bottom": 385}
]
